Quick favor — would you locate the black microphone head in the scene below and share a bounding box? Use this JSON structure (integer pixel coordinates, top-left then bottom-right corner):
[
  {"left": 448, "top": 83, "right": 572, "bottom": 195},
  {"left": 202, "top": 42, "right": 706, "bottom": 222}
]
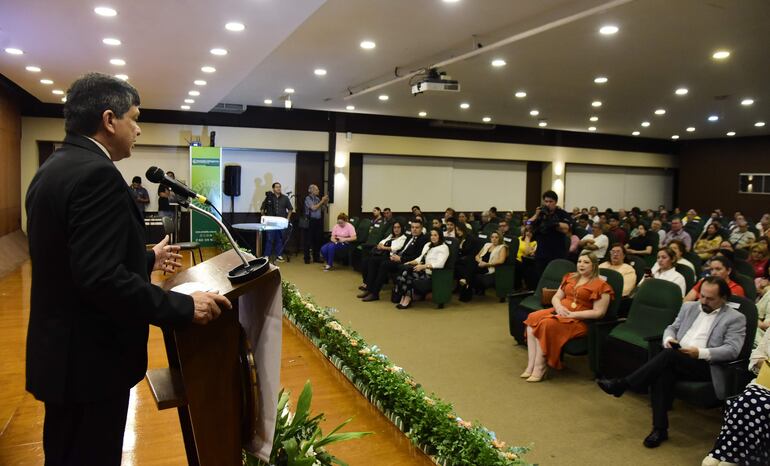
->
[{"left": 146, "top": 166, "right": 165, "bottom": 183}]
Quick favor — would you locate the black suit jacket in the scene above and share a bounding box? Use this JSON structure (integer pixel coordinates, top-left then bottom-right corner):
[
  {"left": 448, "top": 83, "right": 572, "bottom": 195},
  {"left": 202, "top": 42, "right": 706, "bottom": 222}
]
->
[
  {"left": 397, "top": 234, "right": 429, "bottom": 263},
  {"left": 25, "top": 134, "right": 194, "bottom": 404}
]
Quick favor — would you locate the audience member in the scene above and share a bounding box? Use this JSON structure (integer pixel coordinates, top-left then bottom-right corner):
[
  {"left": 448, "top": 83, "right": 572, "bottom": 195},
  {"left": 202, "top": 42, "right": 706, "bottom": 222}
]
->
[
  {"left": 319, "top": 213, "right": 357, "bottom": 271},
  {"left": 393, "top": 228, "right": 450, "bottom": 309},
  {"left": 302, "top": 184, "right": 328, "bottom": 264},
  {"left": 600, "top": 244, "right": 637, "bottom": 297},
  {"left": 129, "top": 176, "right": 150, "bottom": 217},
  {"left": 651, "top": 219, "right": 667, "bottom": 248},
  {"left": 643, "top": 248, "right": 687, "bottom": 296},
  {"left": 694, "top": 223, "right": 723, "bottom": 261},
  {"left": 624, "top": 223, "right": 653, "bottom": 258},
  {"left": 662, "top": 218, "right": 692, "bottom": 251},
  {"left": 598, "top": 277, "right": 746, "bottom": 448},
  {"left": 608, "top": 216, "right": 627, "bottom": 245},
  {"left": 444, "top": 217, "right": 457, "bottom": 238},
  {"left": 431, "top": 218, "right": 442, "bottom": 231},
  {"left": 260, "top": 182, "right": 293, "bottom": 262},
  {"left": 383, "top": 207, "right": 393, "bottom": 224},
  {"left": 358, "top": 221, "right": 406, "bottom": 301},
  {"left": 667, "top": 239, "right": 695, "bottom": 272},
  {"left": 444, "top": 207, "right": 456, "bottom": 224},
  {"left": 528, "top": 190, "right": 573, "bottom": 280},
  {"left": 589, "top": 206, "right": 600, "bottom": 224},
  {"left": 685, "top": 256, "right": 745, "bottom": 301},
  {"left": 754, "top": 288, "right": 770, "bottom": 346},
  {"left": 411, "top": 205, "right": 423, "bottom": 217},
  {"left": 756, "top": 213, "right": 770, "bottom": 237},
  {"left": 579, "top": 223, "right": 609, "bottom": 258},
  {"left": 729, "top": 219, "right": 756, "bottom": 250},
  {"left": 470, "top": 232, "right": 508, "bottom": 296},
  {"left": 518, "top": 225, "right": 538, "bottom": 290},
  {"left": 457, "top": 212, "right": 472, "bottom": 231},
  {"left": 371, "top": 207, "right": 384, "bottom": 226},
  {"left": 521, "top": 252, "right": 613, "bottom": 382},
  {"left": 157, "top": 184, "right": 173, "bottom": 219},
  {"left": 748, "top": 243, "right": 769, "bottom": 280}
]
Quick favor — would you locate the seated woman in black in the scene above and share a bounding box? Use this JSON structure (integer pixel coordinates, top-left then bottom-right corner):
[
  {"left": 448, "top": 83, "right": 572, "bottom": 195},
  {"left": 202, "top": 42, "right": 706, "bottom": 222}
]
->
[
  {"left": 452, "top": 222, "right": 476, "bottom": 295},
  {"left": 471, "top": 231, "right": 509, "bottom": 296},
  {"left": 357, "top": 221, "right": 406, "bottom": 301},
  {"left": 624, "top": 223, "right": 653, "bottom": 259}
]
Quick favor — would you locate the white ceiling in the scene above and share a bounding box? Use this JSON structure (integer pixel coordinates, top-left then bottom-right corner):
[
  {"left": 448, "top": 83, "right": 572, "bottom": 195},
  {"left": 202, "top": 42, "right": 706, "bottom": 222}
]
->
[{"left": 1, "top": 0, "right": 768, "bottom": 140}]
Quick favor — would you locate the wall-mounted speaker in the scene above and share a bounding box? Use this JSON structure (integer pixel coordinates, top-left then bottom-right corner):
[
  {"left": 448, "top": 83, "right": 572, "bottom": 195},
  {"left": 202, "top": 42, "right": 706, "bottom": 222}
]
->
[{"left": 223, "top": 165, "right": 241, "bottom": 197}]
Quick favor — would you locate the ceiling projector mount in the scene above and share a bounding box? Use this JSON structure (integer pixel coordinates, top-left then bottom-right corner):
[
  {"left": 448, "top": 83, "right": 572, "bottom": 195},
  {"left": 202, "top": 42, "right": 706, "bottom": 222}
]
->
[{"left": 410, "top": 68, "right": 460, "bottom": 96}]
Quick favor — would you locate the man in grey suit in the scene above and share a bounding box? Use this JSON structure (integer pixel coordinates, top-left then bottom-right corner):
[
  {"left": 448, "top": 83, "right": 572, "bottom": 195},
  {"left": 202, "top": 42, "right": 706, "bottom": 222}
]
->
[{"left": 597, "top": 276, "right": 746, "bottom": 448}]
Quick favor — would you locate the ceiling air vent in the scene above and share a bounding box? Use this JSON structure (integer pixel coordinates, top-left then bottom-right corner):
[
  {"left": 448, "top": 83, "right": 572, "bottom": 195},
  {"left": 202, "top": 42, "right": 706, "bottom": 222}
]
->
[
  {"left": 212, "top": 103, "right": 246, "bottom": 114},
  {"left": 429, "top": 120, "right": 496, "bottom": 131}
]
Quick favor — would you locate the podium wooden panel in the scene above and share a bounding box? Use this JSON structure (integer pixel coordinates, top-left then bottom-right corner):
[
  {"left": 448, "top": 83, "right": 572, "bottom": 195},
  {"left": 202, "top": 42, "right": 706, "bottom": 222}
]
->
[{"left": 146, "top": 249, "right": 280, "bottom": 466}]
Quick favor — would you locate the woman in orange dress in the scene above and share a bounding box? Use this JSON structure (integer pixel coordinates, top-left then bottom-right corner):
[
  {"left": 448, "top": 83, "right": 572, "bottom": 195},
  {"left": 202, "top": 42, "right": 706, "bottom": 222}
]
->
[{"left": 521, "top": 251, "right": 614, "bottom": 382}]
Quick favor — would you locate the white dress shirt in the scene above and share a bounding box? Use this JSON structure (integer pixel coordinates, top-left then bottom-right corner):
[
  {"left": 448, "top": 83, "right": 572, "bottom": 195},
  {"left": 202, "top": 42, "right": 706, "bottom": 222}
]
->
[
  {"left": 86, "top": 136, "right": 112, "bottom": 159},
  {"left": 669, "top": 305, "right": 722, "bottom": 360}
]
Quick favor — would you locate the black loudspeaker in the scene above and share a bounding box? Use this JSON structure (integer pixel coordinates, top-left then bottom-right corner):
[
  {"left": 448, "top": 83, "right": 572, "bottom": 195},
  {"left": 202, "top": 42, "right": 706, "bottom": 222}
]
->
[{"left": 223, "top": 165, "right": 241, "bottom": 197}]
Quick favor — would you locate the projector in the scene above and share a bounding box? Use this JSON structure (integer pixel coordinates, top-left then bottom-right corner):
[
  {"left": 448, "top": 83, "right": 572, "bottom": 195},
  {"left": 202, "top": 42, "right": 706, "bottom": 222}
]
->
[{"left": 411, "top": 69, "right": 460, "bottom": 95}]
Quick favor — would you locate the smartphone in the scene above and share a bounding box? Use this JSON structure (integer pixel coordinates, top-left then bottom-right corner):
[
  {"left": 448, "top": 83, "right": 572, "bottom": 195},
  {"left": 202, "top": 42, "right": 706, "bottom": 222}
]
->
[
  {"left": 669, "top": 341, "right": 681, "bottom": 350},
  {"left": 644, "top": 268, "right": 652, "bottom": 277}
]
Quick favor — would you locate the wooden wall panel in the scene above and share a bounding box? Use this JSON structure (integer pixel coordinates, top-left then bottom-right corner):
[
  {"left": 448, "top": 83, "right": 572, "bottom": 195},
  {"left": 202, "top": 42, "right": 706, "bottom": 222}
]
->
[{"left": 0, "top": 86, "right": 21, "bottom": 236}]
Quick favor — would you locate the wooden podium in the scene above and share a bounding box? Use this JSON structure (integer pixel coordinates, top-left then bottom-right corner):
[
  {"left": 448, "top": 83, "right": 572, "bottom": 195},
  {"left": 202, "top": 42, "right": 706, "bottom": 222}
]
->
[{"left": 146, "top": 249, "right": 282, "bottom": 465}]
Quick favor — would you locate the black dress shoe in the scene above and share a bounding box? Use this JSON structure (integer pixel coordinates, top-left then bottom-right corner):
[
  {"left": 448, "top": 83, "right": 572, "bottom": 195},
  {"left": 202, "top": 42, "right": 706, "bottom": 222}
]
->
[
  {"left": 395, "top": 302, "right": 411, "bottom": 309},
  {"left": 643, "top": 429, "right": 668, "bottom": 448},
  {"left": 361, "top": 294, "right": 379, "bottom": 302},
  {"left": 597, "top": 378, "right": 627, "bottom": 397}
]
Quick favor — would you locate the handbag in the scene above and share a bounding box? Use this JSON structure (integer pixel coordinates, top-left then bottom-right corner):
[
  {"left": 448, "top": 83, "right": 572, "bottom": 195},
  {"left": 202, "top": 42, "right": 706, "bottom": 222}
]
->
[
  {"left": 541, "top": 288, "right": 558, "bottom": 307},
  {"left": 757, "top": 360, "right": 770, "bottom": 389}
]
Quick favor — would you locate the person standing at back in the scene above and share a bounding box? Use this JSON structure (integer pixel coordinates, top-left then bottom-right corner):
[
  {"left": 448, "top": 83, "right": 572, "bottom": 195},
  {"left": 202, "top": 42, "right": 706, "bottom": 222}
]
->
[
  {"left": 261, "top": 182, "right": 293, "bottom": 262},
  {"left": 128, "top": 175, "right": 149, "bottom": 217},
  {"left": 527, "top": 190, "right": 573, "bottom": 282},
  {"left": 302, "top": 184, "right": 328, "bottom": 264},
  {"left": 25, "top": 73, "right": 231, "bottom": 465}
]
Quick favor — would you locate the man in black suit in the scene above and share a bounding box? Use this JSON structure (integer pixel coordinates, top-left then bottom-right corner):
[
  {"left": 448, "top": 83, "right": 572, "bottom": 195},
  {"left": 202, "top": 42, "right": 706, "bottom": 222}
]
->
[
  {"left": 25, "top": 73, "right": 231, "bottom": 465},
  {"left": 359, "top": 218, "right": 428, "bottom": 301}
]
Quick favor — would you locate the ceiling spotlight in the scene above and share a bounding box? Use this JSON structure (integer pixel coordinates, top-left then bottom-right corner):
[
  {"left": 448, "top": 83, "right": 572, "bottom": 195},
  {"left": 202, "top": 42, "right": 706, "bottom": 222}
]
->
[
  {"left": 654, "top": 108, "right": 666, "bottom": 115},
  {"left": 756, "top": 121, "right": 766, "bottom": 127},
  {"left": 201, "top": 66, "right": 216, "bottom": 73},
  {"left": 40, "top": 79, "right": 53, "bottom": 85},
  {"left": 314, "top": 68, "right": 327, "bottom": 76},
  {"left": 61, "top": 97, "right": 67, "bottom": 103},
  {"left": 686, "top": 127, "right": 695, "bottom": 132},
  {"left": 741, "top": 98, "right": 754, "bottom": 106},
  {"left": 180, "top": 105, "right": 191, "bottom": 110},
  {"left": 491, "top": 59, "right": 506, "bottom": 67},
  {"left": 210, "top": 48, "right": 228, "bottom": 56},
  {"left": 726, "top": 131, "right": 736, "bottom": 136},
  {"left": 514, "top": 91, "right": 527, "bottom": 98},
  {"left": 675, "top": 87, "right": 689, "bottom": 95},
  {"left": 594, "top": 76, "right": 608, "bottom": 84},
  {"left": 632, "top": 131, "right": 640, "bottom": 136},
  {"left": 588, "top": 126, "right": 597, "bottom": 132},
  {"left": 482, "top": 116, "right": 492, "bottom": 123},
  {"left": 529, "top": 109, "right": 539, "bottom": 116},
  {"left": 671, "top": 135, "right": 680, "bottom": 140},
  {"left": 360, "top": 40, "right": 376, "bottom": 50},
  {"left": 708, "top": 115, "right": 719, "bottom": 122},
  {"left": 346, "top": 105, "right": 355, "bottom": 111},
  {"left": 184, "top": 98, "right": 195, "bottom": 104},
  {"left": 264, "top": 99, "right": 273, "bottom": 105},
  {"left": 712, "top": 50, "right": 730, "bottom": 60},
  {"left": 188, "top": 90, "right": 200, "bottom": 96},
  {"left": 459, "top": 102, "right": 470, "bottom": 109},
  {"left": 52, "top": 89, "right": 64, "bottom": 95},
  {"left": 102, "top": 38, "right": 121, "bottom": 46},
  {"left": 284, "top": 87, "right": 295, "bottom": 94},
  {"left": 379, "top": 94, "right": 389, "bottom": 101},
  {"left": 25, "top": 66, "right": 41, "bottom": 72},
  {"left": 442, "top": 0, "right": 461, "bottom": 3},
  {"left": 538, "top": 121, "right": 547, "bottom": 127},
  {"left": 418, "top": 111, "right": 427, "bottom": 117},
  {"left": 599, "top": 25, "right": 619, "bottom": 35},
  {"left": 94, "top": 6, "right": 117, "bottom": 17},
  {"left": 641, "top": 121, "right": 650, "bottom": 127},
  {"left": 114, "top": 74, "right": 128, "bottom": 81},
  {"left": 194, "top": 80, "right": 207, "bottom": 86},
  {"left": 5, "top": 48, "right": 24, "bottom": 55},
  {"left": 591, "top": 100, "right": 602, "bottom": 107},
  {"left": 589, "top": 116, "right": 599, "bottom": 122},
  {"left": 109, "top": 58, "right": 126, "bottom": 66},
  {"left": 225, "top": 22, "right": 245, "bottom": 32}
]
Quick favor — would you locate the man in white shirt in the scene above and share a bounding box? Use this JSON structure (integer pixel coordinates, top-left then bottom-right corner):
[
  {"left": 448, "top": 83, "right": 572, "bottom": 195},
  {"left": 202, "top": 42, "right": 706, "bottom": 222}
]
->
[
  {"left": 651, "top": 219, "right": 666, "bottom": 248},
  {"left": 597, "top": 277, "right": 746, "bottom": 448},
  {"left": 579, "top": 223, "right": 609, "bottom": 258}
]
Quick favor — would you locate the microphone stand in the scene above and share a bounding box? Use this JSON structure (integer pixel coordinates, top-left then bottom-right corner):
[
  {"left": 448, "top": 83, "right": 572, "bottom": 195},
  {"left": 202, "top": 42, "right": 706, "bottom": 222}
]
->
[{"left": 180, "top": 200, "right": 269, "bottom": 283}]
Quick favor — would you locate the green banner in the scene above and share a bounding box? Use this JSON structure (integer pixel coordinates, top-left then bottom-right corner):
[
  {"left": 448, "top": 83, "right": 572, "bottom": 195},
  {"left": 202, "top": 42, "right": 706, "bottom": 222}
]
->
[{"left": 190, "top": 146, "right": 222, "bottom": 246}]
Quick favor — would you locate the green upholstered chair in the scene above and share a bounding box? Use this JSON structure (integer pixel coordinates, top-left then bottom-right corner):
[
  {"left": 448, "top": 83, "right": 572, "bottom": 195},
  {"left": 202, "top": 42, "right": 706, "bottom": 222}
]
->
[
  {"left": 682, "top": 251, "right": 703, "bottom": 275},
  {"left": 732, "top": 273, "right": 757, "bottom": 301},
  {"left": 675, "top": 263, "right": 696, "bottom": 292},
  {"left": 561, "top": 268, "right": 624, "bottom": 375},
  {"left": 732, "top": 260, "right": 755, "bottom": 283},
  {"left": 734, "top": 248, "right": 749, "bottom": 261},
  {"left": 352, "top": 220, "right": 386, "bottom": 270},
  {"left": 625, "top": 255, "right": 647, "bottom": 285},
  {"left": 343, "top": 217, "right": 370, "bottom": 266},
  {"left": 644, "top": 231, "right": 660, "bottom": 268},
  {"left": 494, "top": 237, "right": 519, "bottom": 303},
  {"left": 430, "top": 238, "right": 458, "bottom": 309},
  {"left": 596, "top": 278, "right": 682, "bottom": 378}
]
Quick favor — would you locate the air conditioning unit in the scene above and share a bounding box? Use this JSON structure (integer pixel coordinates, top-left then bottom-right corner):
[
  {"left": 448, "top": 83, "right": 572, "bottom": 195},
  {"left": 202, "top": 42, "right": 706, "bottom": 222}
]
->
[
  {"left": 429, "top": 120, "right": 496, "bottom": 131},
  {"left": 212, "top": 103, "right": 246, "bottom": 114}
]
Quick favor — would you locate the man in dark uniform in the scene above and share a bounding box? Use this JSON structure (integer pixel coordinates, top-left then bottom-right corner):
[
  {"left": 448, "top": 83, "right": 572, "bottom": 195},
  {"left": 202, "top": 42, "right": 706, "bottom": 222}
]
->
[{"left": 527, "top": 190, "right": 573, "bottom": 282}]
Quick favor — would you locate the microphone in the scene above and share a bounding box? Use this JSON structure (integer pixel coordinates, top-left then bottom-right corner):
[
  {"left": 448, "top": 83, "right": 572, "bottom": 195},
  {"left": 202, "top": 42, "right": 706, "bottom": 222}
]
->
[{"left": 146, "top": 166, "right": 208, "bottom": 204}]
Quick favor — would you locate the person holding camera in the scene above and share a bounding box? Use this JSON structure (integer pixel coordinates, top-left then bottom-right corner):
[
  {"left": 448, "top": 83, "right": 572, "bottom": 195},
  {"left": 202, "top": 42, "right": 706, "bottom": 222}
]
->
[
  {"left": 526, "top": 190, "right": 573, "bottom": 282},
  {"left": 260, "top": 182, "right": 293, "bottom": 262},
  {"left": 302, "top": 184, "right": 328, "bottom": 264}
]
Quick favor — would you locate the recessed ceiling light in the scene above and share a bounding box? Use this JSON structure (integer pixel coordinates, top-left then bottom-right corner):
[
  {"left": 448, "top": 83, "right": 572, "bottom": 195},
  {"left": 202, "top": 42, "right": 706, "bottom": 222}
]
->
[
  {"left": 741, "top": 98, "right": 754, "bottom": 106},
  {"left": 284, "top": 87, "right": 295, "bottom": 94},
  {"left": 225, "top": 22, "right": 245, "bottom": 32},
  {"left": 379, "top": 94, "right": 389, "bottom": 101},
  {"left": 264, "top": 99, "right": 272, "bottom": 105},
  {"left": 346, "top": 105, "right": 355, "bottom": 111},
  {"left": 686, "top": 127, "right": 695, "bottom": 132},
  {"left": 756, "top": 121, "right": 766, "bottom": 127},
  {"left": 726, "top": 131, "right": 736, "bottom": 136},
  {"left": 210, "top": 48, "right": 228, "bottom": 56},
  {"left": 671, "top": 135, "right": 680, "bottom": 140},
  {"left": 641, "top": 121, "right": 650, "bottom": 127},
  {"left": 482, "top": 116, "right": 492, "bottom": 122},
  {"left": 591, "top": 100, "right": 602, "bottom": 107},
  {"left": 94, "top": 6, "right": 117, "bottom": 17},
  {"left": 40, "top": 79, "right": 53, "bottom": 85},
  {"left": 114, "top": 74, "right": 128, "bottom": 81},
  {"left": 588, "top": 126, "right": 597, "bottom": 132},
  {"left": 360, "top": 40, "right": 376, "bottom": 50},
  {"left": 491, "top": 59, "right": 506, "bottom": 67},
  {"left": 314, "top": 68, "right": 327, "bottom": 76},
  {"left": 594, "top": 76, "right": 608, "bottom": 84},
  {"left": 529, "top": 109, "right": 539, "bottom": 116},
  {"left": 52, "top": 89, "right": 64, "bottom": 95},
  {"left": 442, "top": 0, "right": 461, "bottom": 3},
  {"left": 109, "top": 58, "right": 125, "bottom": 66},
  {"left": 459, "top": 102, "right": 470, "bottom": 109},
  {"left": 712, "top": 50, "right": 730, "bottom": 60},
  {"left": 184, "top": 98, "right": 195, "bottom": 104},
  {"left": 5, "top": 48, "right": 23, "bottom": 55},
  {"left": 180, "top": 105, "right": 191, "bottom": 110},
  {"left": 102, "top": 38, "right": 121, "bottom": 46},
  {"left": 589, "top": 116, "right": 599, "bottom": 122},
  {"left": 61, "top": 97, "right": 67, "bottom": 103},
  {"left": 25, "top": 66, "right": 41, "bottom": 72},
  {"left": 708, "top": 115, "right": 719, "bottom": 122},
  {"left": 418, "top": 111, "right": 427, "bottom": 117},
  {"left": 514, "top": 91, "right": 527, "bottom": 98},
  {"left": 201, "top": 66, "right": 216, "bottom": 73},
  {"left": 188, "top": 90, "right": 200, "bottom": 96},
  {"left": 654, "top": 108, "right": 666, "bottom": 115},
  {"left": 538, "top": 121, "right": 547, "bottom": 127},
  {"left": 632, "top": 131, "right": 640, "bottom": 136},
  {"left": 675, "top": 87, "right": 689, "bottom": 95},
  {"left": 599, "top": 25, "right": 619, "bottom": 35},
  {"left": 194, "top": 80, "right": 207, "bottom": 86}
]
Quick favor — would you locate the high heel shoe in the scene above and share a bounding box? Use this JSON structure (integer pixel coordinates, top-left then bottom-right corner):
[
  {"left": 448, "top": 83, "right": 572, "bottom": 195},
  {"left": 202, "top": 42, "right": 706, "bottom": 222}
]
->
[
  {"left": 395, "top": 302, "right": 412, "bottom": 310},
  {"left": 519, "top": 370, "right": 532, "bottom": 378},
  {"left": 526, "top": 368, "right": 548, "bottom": 383}
]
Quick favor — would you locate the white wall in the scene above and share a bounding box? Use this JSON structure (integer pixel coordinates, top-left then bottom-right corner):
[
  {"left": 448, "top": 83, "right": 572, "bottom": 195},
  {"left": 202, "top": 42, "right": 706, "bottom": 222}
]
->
[
  {"left": 221, "top": 149, "right": 297, "bottom": 213},
  {"left": 564, "top": 164, "right": 675, "bottom": 210},
  {"left": 113, "top": 145, "right": 190, "bottom": 211}
]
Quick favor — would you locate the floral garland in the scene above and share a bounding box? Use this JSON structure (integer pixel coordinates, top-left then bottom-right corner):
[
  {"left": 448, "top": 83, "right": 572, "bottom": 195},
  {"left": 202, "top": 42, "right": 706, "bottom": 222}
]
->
[{"left": 282, "top": 281, "right": 530, "bottom": 466}]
